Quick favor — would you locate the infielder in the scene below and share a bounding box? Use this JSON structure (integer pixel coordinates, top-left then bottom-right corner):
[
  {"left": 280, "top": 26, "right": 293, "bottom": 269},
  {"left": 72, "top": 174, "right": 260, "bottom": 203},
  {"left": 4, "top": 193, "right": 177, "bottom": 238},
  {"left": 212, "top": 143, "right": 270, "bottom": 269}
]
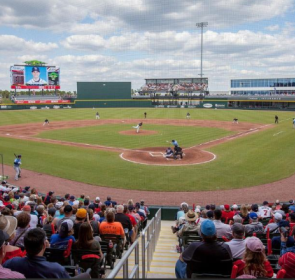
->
[
  {"left": 13, "top": 155, "right": 22, "bottom": 181},
  {"left": 133, "top": 122, "right": 143, "bottom": 133},
  {"left": 233, "top": 118, "right": 239, "bottom": 124},
  {"left": 96, "top": 112, "right": 100, "bottom": 119},
  {"left": 43, "top": 119, "right": 49, "bottom": 126},
  {"left": 186, "top": 112, "right": 191, "bottom": 119},
  {"left": 275, "top": 115, "right": 279, "bottom": 124}
]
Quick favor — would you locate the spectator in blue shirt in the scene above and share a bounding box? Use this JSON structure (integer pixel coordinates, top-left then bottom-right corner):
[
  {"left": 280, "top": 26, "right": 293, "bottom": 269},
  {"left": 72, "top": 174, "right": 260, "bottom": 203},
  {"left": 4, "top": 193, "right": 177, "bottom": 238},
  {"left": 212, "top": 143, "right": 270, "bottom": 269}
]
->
[
  {"left": 280, "top": 227, "right": 295, "bottom": 256},
  {"left": 3, "top": 228, "right": 70, "bottom": 278},
  {"left": 104, "top": 196, "right": 117, "bottom": 207},
  {"left": 50, "top": 219, "right": 76, "bottom": 249}
]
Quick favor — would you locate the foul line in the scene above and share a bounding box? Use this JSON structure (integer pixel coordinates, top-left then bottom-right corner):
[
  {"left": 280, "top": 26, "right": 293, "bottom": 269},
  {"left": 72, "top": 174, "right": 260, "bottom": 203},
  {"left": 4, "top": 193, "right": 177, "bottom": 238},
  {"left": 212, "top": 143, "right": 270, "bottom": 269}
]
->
[
  {"left": 273, "top": 131, "right": 283, "bottom": 136},
  {"left": 119, "top": 151, "right": 217, "bottom": 166}
]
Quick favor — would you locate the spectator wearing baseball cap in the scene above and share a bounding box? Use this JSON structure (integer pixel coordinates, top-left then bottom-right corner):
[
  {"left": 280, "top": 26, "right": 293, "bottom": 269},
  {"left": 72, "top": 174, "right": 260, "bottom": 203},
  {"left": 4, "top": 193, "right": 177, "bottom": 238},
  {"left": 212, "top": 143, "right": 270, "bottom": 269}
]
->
[
  {"left": 73, "top": 208, "right": 87, "bottom": 239},
  {"left": 175, "top": 219, "right": 232, "bottom": 278},
  {"left": 234, "top": 237, "right": 273, "bottom": 278},
  {"left": 221, "top": 204, "right": 235, "bottom": 222},
  {"left": 244, "top": 212, "right": 264, "bottom": 237},
  {"left": 50, "top": 219, "right": 75, "bottom": 249},
  {"left": 0, "top": 229, "right": 25, "bottom": 278},
  {"left": 56, "top": 205, "right": 75, "bottom": 230},
  {"left": 227, "top": 223, "right": 246, "bottom": 259},
  {"left": 264, "top": 212, "right": 282, "bottom": 234},
  {"left": 258, "top": 201, "right": 272, "bottom": 219}
]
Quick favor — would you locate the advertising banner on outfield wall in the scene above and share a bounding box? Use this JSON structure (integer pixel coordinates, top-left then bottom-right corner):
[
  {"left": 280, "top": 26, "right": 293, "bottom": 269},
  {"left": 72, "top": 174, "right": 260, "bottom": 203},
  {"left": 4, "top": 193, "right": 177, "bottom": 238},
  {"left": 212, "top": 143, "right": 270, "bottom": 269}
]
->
[{"left": 14, "top": 100, "right": 70, "bottom": 104}]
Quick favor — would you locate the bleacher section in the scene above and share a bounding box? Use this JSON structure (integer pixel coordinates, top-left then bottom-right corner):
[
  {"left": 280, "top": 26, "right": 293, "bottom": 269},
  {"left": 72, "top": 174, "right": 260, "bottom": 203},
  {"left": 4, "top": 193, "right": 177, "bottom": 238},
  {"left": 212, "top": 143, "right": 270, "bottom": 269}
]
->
[{"left": 10, "top": 95, "right": 71, "bottom": 104}]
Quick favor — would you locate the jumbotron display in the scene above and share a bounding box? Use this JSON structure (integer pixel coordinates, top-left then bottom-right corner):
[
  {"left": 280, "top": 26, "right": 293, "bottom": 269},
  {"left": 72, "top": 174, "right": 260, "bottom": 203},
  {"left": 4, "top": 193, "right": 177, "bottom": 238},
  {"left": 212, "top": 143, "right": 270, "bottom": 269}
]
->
[{"left": 10, "top": 65, "right": 60, "bottom": 89}]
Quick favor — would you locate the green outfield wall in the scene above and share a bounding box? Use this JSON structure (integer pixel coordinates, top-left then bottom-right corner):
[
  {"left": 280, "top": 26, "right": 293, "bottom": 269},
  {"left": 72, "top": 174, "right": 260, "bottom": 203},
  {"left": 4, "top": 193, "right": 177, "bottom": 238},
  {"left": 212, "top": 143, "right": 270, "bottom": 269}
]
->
[{"left": 77, "top": 82, "right": 131, "bottom": 100}]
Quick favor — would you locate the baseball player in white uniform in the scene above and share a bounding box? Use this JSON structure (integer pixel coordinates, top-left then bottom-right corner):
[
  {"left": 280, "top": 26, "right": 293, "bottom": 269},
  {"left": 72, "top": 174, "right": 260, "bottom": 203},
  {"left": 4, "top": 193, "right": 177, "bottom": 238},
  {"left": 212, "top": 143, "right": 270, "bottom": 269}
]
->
[
  {"left": 258, "top": 201, "right": 272, "bottom": 218},
  {"left": 26, "top": 67, "right": 47, "bottom": 85},
  {"left": 132, "top": 122, "right": 143, "bottom": 133},
  {"left": 96, "top": 112, "right": 100, "bottom": 119}
]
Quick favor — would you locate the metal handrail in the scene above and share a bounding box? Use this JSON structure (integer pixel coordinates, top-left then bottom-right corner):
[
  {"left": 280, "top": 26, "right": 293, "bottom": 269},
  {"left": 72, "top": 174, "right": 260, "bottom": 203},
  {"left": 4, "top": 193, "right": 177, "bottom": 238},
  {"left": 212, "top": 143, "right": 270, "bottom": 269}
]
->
[
  {"left": 107, "top": 239, "right": 140, "bottom": 279},
  {"left": 107, "top": 208, "right": 162, "bottom": 279},
  {"left": 141, "top": 208, "right": 162, "bottom": 278}
]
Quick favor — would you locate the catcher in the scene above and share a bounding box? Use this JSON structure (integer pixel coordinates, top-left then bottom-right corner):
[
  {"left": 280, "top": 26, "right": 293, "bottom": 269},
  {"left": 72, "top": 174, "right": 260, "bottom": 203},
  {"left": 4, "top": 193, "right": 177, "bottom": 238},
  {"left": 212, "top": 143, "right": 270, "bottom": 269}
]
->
[
  {"left": 165, "top": 147, "right": 174, "bottom": 158},
  {"left": 174, "top": 146, "right": 183, "bottom": 160}
]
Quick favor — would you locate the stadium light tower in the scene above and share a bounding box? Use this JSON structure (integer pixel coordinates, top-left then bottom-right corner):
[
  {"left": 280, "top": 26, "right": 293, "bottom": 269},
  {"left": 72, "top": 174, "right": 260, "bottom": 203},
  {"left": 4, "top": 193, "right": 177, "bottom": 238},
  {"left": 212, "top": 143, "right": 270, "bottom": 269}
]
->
[{"left": 196, "top": 22, "right": 208, "bottom": 82}]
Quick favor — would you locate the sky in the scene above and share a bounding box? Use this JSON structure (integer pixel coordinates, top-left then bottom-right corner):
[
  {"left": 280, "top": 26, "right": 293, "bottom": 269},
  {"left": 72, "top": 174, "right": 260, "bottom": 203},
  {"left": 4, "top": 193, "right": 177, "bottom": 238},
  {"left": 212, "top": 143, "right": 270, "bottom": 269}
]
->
[{"left": 1, "top": 0, "right": 295, "bottom": 92}]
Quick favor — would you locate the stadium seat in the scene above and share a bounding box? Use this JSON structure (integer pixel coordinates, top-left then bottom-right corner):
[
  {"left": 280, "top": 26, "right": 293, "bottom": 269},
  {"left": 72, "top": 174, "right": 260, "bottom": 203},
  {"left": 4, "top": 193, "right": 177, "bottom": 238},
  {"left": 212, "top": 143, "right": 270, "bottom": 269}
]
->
[
  {"left": 71, "top": 249, "right": 104, "bottom": 278},
  {"left": 44, "top": 239, "right": 73, "bottom": 265}
]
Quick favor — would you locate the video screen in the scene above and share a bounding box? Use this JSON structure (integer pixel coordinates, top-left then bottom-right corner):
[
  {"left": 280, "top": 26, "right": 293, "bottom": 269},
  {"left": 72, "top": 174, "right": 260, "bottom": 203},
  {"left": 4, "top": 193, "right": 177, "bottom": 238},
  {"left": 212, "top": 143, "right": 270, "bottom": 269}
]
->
[{"left": 10, "top": 66, "right": 60, "bottom": 89}]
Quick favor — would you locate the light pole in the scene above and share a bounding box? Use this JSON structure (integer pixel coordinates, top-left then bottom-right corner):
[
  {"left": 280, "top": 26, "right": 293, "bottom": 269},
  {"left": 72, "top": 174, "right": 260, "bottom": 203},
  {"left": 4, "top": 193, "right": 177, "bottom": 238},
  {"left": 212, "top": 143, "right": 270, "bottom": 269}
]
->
[{"left": 196, "top": 22, "right": 208, "bottom": 83}]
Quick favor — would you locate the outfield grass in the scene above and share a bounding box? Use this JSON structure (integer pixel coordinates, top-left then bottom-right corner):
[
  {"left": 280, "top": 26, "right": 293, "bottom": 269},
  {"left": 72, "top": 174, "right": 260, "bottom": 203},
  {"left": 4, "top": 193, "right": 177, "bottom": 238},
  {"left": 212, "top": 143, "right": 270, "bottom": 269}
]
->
[
  {"left": 0, "top": 108, "right": 295, "bottom": 191},
  {"left": 37, "top": 124, "right": 234, "bottom": 149}
]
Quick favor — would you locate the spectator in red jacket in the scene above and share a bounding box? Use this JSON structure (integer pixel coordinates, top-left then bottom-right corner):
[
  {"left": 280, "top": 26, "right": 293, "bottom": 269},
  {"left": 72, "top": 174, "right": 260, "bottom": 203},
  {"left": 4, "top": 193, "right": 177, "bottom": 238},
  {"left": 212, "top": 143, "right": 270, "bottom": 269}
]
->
[
  {"left": 278, "top": 252, "right": 295, "bottom": 278},
  {"left": 234, "top": 237, "right": 273, "bottom": 278},
  {"left": 222, "top": 204, "right": 235, "bottom": 222}
]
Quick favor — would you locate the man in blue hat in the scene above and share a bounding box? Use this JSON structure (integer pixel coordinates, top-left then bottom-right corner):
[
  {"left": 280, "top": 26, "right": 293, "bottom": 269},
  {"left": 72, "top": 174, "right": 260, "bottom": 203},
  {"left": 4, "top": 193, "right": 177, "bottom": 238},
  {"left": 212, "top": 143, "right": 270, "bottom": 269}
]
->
[
  {"left": 175, "top": 219, "right": 232, "bottom": 278},
  {"left": 26, "top": 67, "right": 47, "bottom": 85}
]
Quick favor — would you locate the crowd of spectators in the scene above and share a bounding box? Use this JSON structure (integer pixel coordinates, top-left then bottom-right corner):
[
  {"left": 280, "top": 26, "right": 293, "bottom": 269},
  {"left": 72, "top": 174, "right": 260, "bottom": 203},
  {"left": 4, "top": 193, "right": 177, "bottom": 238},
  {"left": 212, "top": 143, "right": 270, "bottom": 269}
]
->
[
  {"left": 141, "top": 82, "right": 208, "bottom": 93},
  {"left": 173, "top": 200, "right": 295, "bottom": 278},
  {"left": 0, "top": 180, "right": 150, "bottom": 278}
]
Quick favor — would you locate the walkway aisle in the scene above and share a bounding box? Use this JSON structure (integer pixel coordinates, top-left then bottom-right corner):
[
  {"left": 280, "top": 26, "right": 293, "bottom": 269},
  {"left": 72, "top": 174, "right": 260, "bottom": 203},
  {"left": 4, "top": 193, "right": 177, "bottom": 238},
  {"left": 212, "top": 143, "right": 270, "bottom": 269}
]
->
[
  {"left": 146, "top": 220, "right": 179, "bottom": 278},
  {"left": 106, "top": 220, "right": 179, "bottom": 278}
]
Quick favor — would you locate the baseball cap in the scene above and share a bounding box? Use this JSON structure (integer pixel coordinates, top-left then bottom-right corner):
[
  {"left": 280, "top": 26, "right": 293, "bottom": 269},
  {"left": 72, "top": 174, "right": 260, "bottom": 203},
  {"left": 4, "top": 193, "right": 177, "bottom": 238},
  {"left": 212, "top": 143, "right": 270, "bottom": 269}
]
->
[
  {"left": 232, "top": 223, "right": 245, "bottom": 237},
  {"left": 263, "top": 201, "right": 268, "bottom": 205},
  {"left": 201, "top": 220, "right": 216, "bottom": 237},
  {"left": 232, "top": 204, "right": 238, "bottom": 210},
  {"left": 49, "top": 191, "right": 54, "bottom": 196},
  {"left": 95, "top": 197, "right": 100, "bottom": 201},
  {"left": 274, "top": 213, "right": 283, "bottom": 221},
  {"left": 128, "top": 205, "right": 134, "bottom": 211},
  {"left": 224, "top": 204, "right": 230, "bottom": 210},
  {"left": 59, "top": 219, "right": 74, "bottom": 238},
  {"left": 245, "top": 237, "right": 264, "bottom": 252},
  {"left": 24, "top": 186, "right": 30, "bottom": 191},
  {"left": 22, "top": 205, "right": 31, "bottom": 211},
  {"left": 64, "top": 205, "right": 72, "bottom": 213},
  {"left": 76, "top": 208, "right": 87, "bottom": 219},
  {"left": 289, "top": 200, "right": 294, "bottom": 205},
  {"left": 70, "top": 195, "right": 75, "bottom": 200},
  {"left": 249, "top": 212, "right": 258, "bottom": 220},
  {"left": 0, "top": 230, "right": 9, "bottom": 248},
  {"left": 31, "top": 66, "right": 40, "bottom": 72},
  {"left": 1, "top": 181, "right": 6, "bottom": 185},
  {"left": 55, "top": 202, "right": 63, "bottom": 209},
  {"left": 251, "top": 204, "right": 258, "bottom": 212}
]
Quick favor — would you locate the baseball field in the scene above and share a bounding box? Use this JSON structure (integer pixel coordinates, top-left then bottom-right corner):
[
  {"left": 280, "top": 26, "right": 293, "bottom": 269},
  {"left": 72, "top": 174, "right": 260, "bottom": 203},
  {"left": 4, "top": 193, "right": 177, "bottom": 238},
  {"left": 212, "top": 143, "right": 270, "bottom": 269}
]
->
[{"left": 0, "top": 108, "right": 295, "bottom": 192}]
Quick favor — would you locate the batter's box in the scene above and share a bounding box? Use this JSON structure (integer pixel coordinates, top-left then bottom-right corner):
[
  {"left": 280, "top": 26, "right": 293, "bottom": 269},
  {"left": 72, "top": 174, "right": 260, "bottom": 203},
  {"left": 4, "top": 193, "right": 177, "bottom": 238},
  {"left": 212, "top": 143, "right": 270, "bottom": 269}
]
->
[{"left": 149, "top": 152, "right": 165, "bottom": 157}]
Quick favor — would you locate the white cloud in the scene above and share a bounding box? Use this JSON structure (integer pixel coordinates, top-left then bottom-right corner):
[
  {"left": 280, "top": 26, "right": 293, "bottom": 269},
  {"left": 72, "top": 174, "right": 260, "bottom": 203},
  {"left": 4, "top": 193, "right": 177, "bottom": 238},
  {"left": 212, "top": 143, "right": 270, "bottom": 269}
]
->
[
  {"left": 0, "top": 35, "right": 58, "bottom": 53},
  {"left": 265, "top": 25, "right": 280, "bottom": 31}
]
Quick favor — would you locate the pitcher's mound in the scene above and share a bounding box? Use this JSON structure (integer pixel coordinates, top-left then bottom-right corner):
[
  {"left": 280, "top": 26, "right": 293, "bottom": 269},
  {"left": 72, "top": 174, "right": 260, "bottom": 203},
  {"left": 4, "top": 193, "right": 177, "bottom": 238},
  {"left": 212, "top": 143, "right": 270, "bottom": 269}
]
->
[{"left": 119, "top": 130, "right": 158, "bottom": 136}]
